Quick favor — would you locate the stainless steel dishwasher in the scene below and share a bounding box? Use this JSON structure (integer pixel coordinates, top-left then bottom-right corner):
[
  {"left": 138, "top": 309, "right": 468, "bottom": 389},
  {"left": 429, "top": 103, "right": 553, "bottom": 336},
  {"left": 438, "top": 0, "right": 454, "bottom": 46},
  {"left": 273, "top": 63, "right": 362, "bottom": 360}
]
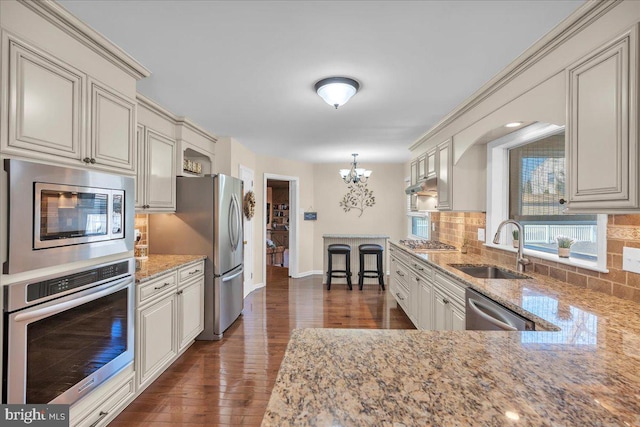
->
[{"left": 465, "top": 288, "right": 535, "bottom": 331}]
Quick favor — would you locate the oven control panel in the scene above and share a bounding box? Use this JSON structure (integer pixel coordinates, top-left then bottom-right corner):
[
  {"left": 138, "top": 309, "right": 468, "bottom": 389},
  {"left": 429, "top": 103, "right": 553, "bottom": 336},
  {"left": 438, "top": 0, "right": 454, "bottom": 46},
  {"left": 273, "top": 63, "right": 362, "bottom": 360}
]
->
[{"left": 26, "top": 261, "right": 130, "bottom": 302}]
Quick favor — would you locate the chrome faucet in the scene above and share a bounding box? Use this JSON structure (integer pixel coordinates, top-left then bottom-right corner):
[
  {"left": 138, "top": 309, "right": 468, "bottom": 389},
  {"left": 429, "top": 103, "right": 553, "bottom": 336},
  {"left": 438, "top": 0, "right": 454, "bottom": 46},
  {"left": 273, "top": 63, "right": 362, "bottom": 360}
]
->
[{"left": 493, "top": 219, "right": 530, "bottom": 273}]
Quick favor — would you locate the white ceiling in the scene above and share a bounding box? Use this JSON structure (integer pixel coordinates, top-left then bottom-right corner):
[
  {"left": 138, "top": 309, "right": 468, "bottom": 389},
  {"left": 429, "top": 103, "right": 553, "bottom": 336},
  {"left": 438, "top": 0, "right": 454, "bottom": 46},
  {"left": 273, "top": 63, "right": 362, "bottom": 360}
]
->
[{"left": 60, "top": 0, "right": 584, "bottom": 164}]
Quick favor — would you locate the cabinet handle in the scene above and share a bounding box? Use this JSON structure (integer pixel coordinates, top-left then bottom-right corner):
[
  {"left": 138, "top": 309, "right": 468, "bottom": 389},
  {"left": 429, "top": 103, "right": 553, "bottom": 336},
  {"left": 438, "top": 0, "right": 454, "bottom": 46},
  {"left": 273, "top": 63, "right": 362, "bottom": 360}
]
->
[
  {"left": 396, "top": 292, "right": 405, "bottom": 301},
  {"left": 83, "top": 157, "right": 91, "bottom": 164},
  {"left": 415, "top": 277, "right": 420, "bottom": 282},
  {"left": 154, "top": 282, "right": 172, "bottom": 290},
  {"left": 90, "top": 158, "right": 96, "bottom": 164},
  {"left": 396, "top": 270, "right": 404, "bottom": 277},
  {"left": 413, "top": 264, "right": 424, "bottom": 271},
  {"left": 443, "top": 298, "right": 450, "bottom": 304},
  {"left": 89, "top": 411, "right": 109, "bottom": 427},
  {"left": 176, "top": 290, "right": 183, "bottom": 295},
  {"left": 188, "top": 269, "right": 201, "bottom": 275}
]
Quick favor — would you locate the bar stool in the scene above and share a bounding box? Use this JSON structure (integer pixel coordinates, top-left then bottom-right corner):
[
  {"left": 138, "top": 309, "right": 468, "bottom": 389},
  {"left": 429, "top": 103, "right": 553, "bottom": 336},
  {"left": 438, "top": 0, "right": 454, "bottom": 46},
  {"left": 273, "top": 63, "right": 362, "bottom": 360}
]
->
[
  {"left": 326, "top": 244, "right": 352, "bottom": 291},
  {"left": 358, "top": 244, "right": 385, "bottom": 291}
]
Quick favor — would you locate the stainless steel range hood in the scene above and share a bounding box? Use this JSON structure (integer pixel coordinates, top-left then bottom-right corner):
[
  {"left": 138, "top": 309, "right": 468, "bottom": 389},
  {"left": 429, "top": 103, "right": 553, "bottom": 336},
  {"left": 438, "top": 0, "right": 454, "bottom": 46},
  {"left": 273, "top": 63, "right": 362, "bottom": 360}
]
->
[{"left": 405, "top": 176, "right": 437, "bottom": 196}]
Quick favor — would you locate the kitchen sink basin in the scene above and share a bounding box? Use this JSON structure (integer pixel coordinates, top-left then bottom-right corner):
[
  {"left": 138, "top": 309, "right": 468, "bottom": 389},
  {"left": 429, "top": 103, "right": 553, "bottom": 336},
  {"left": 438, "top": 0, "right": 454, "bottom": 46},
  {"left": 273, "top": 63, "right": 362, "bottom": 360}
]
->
[{"left": 449, "top": 264, "right": 531, "bottom": 280}]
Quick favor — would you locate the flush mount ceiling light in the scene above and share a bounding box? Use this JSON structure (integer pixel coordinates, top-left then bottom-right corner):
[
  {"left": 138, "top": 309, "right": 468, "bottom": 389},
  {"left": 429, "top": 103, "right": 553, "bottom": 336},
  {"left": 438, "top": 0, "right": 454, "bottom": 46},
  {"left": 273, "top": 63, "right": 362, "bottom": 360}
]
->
[
  {"left": 339, "top": 153, "right": 372, "bottom": 184},
  {"left": 505, "top": 122, "right": 524, "bottom": 128},
  {"left": 315, "top": 77, "right": 360, "bottom": 109}
]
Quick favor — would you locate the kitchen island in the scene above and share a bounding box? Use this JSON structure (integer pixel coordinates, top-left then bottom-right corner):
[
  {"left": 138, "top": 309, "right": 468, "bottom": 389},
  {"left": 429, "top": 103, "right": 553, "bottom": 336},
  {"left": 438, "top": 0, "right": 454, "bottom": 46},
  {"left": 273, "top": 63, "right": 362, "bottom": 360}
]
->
[{"left": 262, "top": 243, "right": 640, "bottom": 426}]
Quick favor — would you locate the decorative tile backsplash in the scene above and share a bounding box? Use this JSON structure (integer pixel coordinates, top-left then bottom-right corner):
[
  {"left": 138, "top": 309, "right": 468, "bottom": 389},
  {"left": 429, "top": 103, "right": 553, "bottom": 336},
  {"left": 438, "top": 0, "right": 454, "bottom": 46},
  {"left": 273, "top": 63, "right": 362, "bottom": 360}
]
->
[
  {"left": 431, "top": 212, "right": 640, "bottom": 304},
  {"left": 135, "top": 214, "right": 148, "bottom": 245}
]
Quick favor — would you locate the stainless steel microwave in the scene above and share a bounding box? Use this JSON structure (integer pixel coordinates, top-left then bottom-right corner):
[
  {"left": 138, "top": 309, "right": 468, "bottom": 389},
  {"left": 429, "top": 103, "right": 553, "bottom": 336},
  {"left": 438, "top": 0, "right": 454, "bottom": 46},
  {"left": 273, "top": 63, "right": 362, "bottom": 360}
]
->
[{"left": 3, "top": 159, "right": 134, "bottom": 274}]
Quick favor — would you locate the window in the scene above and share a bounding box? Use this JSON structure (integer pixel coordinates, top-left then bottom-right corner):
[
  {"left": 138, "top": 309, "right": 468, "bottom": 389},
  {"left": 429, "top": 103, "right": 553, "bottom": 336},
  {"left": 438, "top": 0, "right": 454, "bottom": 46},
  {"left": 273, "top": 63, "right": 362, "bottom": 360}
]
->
[
  {"left": 508, "top": 133, "right": 598, "bottom": 261},
  {"left": 406, "top": 177, "right": 429, "bottom": 239},
  {"left": 487, "top": 123, "right": 607, "bottom": 271}
]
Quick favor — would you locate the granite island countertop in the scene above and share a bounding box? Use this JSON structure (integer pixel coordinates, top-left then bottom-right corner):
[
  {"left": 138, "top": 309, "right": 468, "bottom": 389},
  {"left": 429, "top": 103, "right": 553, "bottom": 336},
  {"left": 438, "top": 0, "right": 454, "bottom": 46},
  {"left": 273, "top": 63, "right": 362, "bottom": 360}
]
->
[
  {"left": 262, "top": 242, "right": 640, "bottom": 426},
  {"left": 135, "top": 254, "right": 206, "bottom": 284}
]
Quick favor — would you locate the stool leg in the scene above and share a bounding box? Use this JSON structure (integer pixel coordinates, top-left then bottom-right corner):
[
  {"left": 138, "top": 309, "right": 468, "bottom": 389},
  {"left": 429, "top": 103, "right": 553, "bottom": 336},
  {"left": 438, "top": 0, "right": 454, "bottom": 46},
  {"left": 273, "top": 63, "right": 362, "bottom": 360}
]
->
[
  {"left": 377, "top": 252, "right": 385, "bottom": 290},
  {"left": 346, "top": 252, "right": 352, "bottom": 290},
  {"left": 327, "top": 251, "right": 332, "bottom": 291},
  {"left": 359, "top": 252, "right": 365, "bottom": 290}
]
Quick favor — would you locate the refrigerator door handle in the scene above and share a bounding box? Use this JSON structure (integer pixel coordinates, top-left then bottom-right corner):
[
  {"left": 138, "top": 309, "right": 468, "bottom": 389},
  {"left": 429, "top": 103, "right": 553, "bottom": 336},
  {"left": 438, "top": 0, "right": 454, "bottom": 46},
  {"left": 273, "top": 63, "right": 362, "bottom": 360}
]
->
[
  {"left": 222, "top": 267, "right": 244, "bottom": 282},
  {"left": 228, "top": 194, "right": 241, "bottom": 251}
]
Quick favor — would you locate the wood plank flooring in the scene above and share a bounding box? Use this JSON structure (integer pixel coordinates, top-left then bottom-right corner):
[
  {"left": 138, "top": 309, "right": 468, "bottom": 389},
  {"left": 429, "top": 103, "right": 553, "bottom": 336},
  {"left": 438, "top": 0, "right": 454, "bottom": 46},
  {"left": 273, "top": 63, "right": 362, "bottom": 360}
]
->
[{"left": 111, "top": 267, "right": 414, "bottom": 426}]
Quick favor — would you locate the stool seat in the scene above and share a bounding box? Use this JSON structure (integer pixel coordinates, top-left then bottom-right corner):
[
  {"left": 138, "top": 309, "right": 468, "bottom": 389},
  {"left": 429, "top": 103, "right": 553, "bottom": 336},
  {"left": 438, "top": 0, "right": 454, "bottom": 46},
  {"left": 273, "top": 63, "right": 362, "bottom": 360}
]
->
[
  {"left": 357, "top": 244, "right": 385, "bottom": 291},
  {"left": 359, "top": 243, "right": 384, "bottom": 254},
  {"left": 326, "top": 244, "right": 352, "bottom": 290}
]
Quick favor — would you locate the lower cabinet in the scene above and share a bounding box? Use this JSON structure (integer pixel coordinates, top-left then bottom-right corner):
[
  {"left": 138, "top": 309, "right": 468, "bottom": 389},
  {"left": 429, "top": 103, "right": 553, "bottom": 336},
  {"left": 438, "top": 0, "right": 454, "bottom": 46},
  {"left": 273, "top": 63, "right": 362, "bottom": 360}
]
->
[
  {"left": 135, "top": 261, "right": 205, "bottom": 392},
  {"left": 389, "top": 244, "right": 466, "bottom": 331}
]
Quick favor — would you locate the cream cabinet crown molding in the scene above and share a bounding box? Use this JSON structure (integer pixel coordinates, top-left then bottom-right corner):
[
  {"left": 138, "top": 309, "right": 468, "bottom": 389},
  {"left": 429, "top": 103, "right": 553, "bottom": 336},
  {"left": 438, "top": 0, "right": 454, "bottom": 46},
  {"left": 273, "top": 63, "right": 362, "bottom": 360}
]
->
[
  {"left": 175, "top": 117, "right": 218, "bottom": 144},
  {"left": 136, "top": 93, "right": 178, "bottom": 124},
  {"left": 410, "top": 0, "right": 620, "bottom": 152},
  {"left": 18, "top": 0, "right": 151, "bottom": 80}
]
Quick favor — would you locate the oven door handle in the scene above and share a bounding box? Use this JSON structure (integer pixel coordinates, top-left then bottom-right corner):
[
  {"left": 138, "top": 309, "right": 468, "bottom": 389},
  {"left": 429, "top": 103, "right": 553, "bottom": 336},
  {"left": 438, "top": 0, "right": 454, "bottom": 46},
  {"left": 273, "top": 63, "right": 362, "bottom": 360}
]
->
[{"left": 13, "top": 278, "right": 131, "bottom": 323}]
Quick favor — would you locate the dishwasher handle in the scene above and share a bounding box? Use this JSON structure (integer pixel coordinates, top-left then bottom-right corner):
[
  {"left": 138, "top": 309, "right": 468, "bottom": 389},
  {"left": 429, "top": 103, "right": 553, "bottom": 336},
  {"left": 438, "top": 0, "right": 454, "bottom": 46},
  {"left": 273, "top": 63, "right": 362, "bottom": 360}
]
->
[{"left": 467, "top": 298, "right": 517, "bottom": 331}]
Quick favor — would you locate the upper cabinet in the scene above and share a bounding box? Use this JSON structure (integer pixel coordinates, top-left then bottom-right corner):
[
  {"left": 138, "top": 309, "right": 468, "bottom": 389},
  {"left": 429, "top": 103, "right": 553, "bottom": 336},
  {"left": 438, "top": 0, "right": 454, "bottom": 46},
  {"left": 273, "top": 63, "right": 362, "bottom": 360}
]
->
[
  {"left": 566, "top": 25, "right": 640, "bottom": 213},
  {"left": 435, "top": 139, "right": 452, "bottom": 211},
  {"left": 0, "top": 2, "right": 148, "bottom": 175}
]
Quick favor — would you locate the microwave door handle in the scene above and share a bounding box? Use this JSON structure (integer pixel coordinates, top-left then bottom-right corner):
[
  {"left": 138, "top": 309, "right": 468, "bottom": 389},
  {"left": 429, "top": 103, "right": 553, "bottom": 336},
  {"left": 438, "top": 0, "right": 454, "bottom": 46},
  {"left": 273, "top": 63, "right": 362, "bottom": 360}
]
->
[{"left": 12, "top": 278, "right": 131, "bottom": 323}]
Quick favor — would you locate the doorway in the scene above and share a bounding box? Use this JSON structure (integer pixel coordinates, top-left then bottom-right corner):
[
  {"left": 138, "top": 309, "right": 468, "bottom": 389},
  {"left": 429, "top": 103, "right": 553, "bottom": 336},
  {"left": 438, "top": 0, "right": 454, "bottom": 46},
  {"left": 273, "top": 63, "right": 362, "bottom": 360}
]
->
[
  {"left": 263, "top": 173, "right": 298, "bottom": 285},
  {"left": 266, "top": 179, "right": 289, "bottom": 279}
]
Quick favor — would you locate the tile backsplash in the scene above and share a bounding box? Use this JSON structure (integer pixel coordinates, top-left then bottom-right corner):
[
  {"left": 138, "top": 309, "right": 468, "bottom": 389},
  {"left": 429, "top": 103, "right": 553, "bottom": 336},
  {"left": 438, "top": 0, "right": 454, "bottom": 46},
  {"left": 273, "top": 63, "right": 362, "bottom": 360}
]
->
[
  {"left": 135, "top": 214, "right": 148, "bottom": 245},
  {"left": 431, "top": 212, "right": 640, "bottom": 304}
]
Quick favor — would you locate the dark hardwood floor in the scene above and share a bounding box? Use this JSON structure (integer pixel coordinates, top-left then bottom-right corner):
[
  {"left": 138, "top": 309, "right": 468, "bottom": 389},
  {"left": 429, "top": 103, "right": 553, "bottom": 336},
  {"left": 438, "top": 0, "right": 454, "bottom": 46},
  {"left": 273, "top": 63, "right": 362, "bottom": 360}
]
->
[{"left": 111, "top": 267, "right": 414, "bottom": 426}]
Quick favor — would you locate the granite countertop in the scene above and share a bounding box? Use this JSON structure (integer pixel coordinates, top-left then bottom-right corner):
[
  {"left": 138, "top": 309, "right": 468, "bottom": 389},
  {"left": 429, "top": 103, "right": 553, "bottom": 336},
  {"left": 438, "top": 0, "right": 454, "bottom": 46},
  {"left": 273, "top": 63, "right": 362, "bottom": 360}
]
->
[
  {"left": 262, "top": 241, "right": 640, "bottom": 426},
  {"left": 323, "top": 234, "right": 390, "bottom": 239},
  {"left": 135, "top": 254, "right": 206, "bottom": 284}
]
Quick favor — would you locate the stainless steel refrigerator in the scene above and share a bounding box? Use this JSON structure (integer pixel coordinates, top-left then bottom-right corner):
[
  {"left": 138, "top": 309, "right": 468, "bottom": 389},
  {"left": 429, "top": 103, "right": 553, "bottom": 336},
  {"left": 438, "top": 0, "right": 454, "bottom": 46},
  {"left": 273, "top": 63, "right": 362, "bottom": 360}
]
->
[{"left": 149, "top": 174, "right": 244, "bottom": 340}]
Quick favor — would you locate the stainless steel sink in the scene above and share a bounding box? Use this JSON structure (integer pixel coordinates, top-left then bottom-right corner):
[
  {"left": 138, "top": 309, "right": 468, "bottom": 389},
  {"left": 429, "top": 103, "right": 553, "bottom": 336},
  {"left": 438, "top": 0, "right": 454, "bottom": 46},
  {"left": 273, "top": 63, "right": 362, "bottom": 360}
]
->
[{"left": 449, "top": 264, "right": 531, "bottom": 280}]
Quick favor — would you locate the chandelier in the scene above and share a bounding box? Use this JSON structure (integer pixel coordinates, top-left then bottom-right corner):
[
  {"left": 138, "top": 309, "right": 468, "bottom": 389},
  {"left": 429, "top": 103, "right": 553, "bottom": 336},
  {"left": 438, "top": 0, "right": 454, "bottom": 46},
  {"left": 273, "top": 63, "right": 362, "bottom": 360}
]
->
[
  {"left": 315, "top": 77, "right": 360, "bottom": 109},
  {"left": 339, "top": 154, "right": 372, "bottom": 184}
]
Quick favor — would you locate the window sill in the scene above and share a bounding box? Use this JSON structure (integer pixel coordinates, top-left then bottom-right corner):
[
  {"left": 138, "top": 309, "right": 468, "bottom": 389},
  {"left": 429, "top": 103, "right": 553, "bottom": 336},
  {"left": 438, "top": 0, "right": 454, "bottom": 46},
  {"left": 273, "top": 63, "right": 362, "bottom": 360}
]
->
[{"left": 483, "top": 243, "right": 609, "bottom": 274}]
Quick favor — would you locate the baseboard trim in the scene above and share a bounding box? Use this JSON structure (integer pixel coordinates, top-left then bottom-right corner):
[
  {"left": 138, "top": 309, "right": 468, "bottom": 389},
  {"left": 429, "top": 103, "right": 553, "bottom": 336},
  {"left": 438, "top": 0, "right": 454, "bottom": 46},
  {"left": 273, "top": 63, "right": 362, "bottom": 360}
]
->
[{"left": 293, "top": 270, "right": 323, "bottom": 278}]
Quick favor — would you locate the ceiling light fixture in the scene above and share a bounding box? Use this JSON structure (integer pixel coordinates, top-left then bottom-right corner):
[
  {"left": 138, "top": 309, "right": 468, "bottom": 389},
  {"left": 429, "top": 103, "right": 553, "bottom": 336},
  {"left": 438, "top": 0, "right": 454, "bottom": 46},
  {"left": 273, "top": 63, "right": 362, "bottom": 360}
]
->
[
  {"left": 505, "top": 122, "right": 524, "bottom": 128},
  {"left": 315, "top": 77, "right": 360, "bottom": 109},
  {"left": 339, "top": 153, "right": 371, "bottom": 184}
]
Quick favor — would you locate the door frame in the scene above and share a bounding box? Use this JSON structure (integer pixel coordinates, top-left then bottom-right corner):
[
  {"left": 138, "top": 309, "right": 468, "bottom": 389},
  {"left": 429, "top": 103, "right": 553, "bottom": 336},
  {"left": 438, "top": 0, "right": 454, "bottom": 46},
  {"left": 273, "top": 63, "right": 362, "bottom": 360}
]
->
[
  {"left": 239, "top": 164, "right": 254, "bottom": 298},
  {"left": 263, "top": 173, "right": 299, "bottom": 283}
]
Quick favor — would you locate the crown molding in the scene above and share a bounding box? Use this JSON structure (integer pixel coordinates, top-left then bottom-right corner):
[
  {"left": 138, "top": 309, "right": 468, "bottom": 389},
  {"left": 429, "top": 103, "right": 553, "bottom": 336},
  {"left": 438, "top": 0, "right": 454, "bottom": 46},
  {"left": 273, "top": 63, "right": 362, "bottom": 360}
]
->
[
  {"left": 19, "top": 0, "right": 151, "bottom": 80},
  {"left": 175, "top": 117, "right": 218, "bottom": 144},
  {"left": 410, "top": 0, "right": 621, "bottom": 151},
  {"left": 136, "top": 93, "right": 178, "bottom": 123}
]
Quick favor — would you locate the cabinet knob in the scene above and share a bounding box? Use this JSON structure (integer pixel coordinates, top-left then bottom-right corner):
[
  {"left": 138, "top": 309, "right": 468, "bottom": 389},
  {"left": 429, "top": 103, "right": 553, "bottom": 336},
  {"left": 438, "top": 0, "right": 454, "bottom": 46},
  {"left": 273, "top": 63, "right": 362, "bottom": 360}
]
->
[
  {"left": 83, "top": 157, "right": 91, "bottom": 163},
  {"left": 177, "top": 290, "right": 183, "bottom": 295},
  {"left": 443, "top": 298, "right": 450, "bottom": 304},
  {"left": 559, "top": 198, "right": 567, "bottom": 205},
  {"left": 90, "top": 158, "right": 96, "bottom": 164}
]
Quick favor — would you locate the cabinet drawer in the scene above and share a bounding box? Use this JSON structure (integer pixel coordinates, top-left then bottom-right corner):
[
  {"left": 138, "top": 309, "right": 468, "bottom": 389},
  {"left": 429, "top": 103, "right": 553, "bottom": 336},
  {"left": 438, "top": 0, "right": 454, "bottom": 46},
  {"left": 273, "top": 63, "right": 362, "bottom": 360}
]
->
[
  {"left": 434, "top": 272, "right": 466, "bottom": 304},
  {"left": 138, "top": 272, "right": 177, "bottom": 306},
  {"left": 73, "top": 375, "right": 134, "bottom": 427},
  {"left": 409, "top": 260, "right": 433, "bottom": 280},
  {"left": 391, "top": 279, "right": 409, "bottom": 310},
  {"left": 391, "top": 257, "right": 411, "bottom": 286},
  {"left": 179, "top": 261, "right": 204, "bottom": 284}
]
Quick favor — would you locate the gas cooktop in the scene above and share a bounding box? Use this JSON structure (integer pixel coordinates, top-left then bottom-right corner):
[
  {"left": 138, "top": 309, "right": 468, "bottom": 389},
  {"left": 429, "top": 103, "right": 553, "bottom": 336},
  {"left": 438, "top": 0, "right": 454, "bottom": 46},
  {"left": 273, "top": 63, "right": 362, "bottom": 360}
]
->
[{"left": 399, "top": 240, "right": 457, "bottom": 251}]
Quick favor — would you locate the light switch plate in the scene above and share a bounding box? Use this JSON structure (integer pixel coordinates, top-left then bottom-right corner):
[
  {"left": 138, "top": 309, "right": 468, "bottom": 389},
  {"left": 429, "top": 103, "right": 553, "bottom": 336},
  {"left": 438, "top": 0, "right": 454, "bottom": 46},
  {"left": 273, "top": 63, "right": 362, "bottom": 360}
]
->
[
  {"left": 623, "top": 247, "right": 640, "bottom": 274},
  {"left": 477, "top": 228, "right": 485, "bottom": 242}
]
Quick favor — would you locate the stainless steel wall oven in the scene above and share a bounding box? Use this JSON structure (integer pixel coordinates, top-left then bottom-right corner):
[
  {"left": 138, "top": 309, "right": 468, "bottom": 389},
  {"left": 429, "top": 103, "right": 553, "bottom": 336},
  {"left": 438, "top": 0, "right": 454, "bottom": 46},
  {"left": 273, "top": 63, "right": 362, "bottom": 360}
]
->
[
  {"left": 3, "top": 159, "right": 134, "bottom": 274},
  {"left": 3, "top": 259, "right": 135, "bottom": 404}
]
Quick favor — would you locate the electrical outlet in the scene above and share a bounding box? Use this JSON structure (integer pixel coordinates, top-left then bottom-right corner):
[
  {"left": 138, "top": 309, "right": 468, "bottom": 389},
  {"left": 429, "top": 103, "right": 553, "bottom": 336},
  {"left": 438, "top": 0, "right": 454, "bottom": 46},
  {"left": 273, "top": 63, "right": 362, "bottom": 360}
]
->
[
  {"left": 477, "top": 228, "right": 485, "bottom": 241},
  {"left": 623, "top": 247, "right": 640, "bottom": 274},
  {"left": 432, "top": 223, "right": 436, "bottom": 231}
]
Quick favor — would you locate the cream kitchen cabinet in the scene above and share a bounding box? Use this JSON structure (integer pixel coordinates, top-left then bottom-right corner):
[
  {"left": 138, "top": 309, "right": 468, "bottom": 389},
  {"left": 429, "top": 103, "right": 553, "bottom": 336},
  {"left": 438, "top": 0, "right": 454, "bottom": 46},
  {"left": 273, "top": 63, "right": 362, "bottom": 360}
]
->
[
  {"left": 136, "top": 260, "right": 204, "bottom": 392},
  {"left": 435, "top": 139, "right": 453, "bottom": 211},
  {"left": 566, "top": 25, "right": 640, "bottom": 212},
  {"left": 3, "top": 35, "right": 136, "bottom": 174},
  {"left": 136, "top": 94, "right": 179, "bottom": 212},
  {"left": 433, "top": 272, "right": 466, "bottom": 331},
  {"left": 410, "top": 159, "right": 419, "bottom": 185}
]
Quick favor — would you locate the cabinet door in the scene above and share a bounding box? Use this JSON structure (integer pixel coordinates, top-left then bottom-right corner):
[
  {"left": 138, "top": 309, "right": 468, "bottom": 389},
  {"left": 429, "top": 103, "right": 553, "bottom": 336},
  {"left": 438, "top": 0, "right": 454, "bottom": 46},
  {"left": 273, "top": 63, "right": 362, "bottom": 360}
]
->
[
  {"left": 432, "top": 287, "right": 448, "bottom": 331},
  {"left": 145, "top": 129, "right": 176, "bottom": 210},
  {"left": 426, "top": 149, "right": 436, "bottom": 178},
  {"left": 6, "top": 38, "right": 84, "bottom": 161},
  {"left": 137, "top": 294, "right": 177, "bottom": 389},
  {"left": 410, "top": 160, "right": 418, "bottom": 185},
  {"left": 418, "top": 282, "right": 433, "bottom": 330},
  {"left": 89, "top": 80, "right": 136, "bottom": 171},
  {"left": 436, "top": 139, "right": 453, "bottom": 210},
  {"left": 417, "top": 154, "right": 427, "bottom": 181},
  {"left": 135, "top": 124, "right": 145, "bottom": 209},
  {"left": 178, "top": 277, "right": 205, "bottom": 352},
  {"left": 567, "top": 26, "right": 638, "bottom": 211},
  {"left": 451, "top": 302, "right": 466, "bottom": 331}
]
